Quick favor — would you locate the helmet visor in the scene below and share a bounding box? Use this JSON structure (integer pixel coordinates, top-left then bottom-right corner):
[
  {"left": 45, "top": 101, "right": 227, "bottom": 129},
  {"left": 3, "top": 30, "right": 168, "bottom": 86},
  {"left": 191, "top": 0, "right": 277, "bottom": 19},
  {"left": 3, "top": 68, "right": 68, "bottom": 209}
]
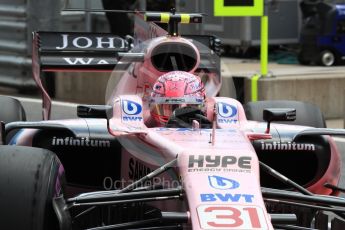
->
[{"left": 150, "top": 96, "right": 204, "bottom": 124}]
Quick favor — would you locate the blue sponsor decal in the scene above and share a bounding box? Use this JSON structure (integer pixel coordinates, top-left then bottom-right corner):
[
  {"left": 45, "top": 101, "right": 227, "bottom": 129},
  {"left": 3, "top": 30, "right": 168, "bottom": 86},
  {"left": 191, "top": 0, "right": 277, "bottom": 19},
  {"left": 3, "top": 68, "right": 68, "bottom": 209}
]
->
[
  {"left": 217, "top": 119, "right": 238, "bottom": 124},
  {"left": 122, "top": 100, "right": 143, "bottom": 121},
  {"left": 155, "top": 127, "right": 237, "bottom": 133},
  {"left": 122, "top": 100, "right": 142, "bottom": 115},
  {"left": 123, "top": 116, "right": 143, "bottom": 121},
  {"left": 217, "top": 102, "right": 237, "bottom": 118},
  {"left": 200, "top": 193, "right": 254, "bottom": 203},
  {"left": 208, "top": 176, "right": 240, "bottom": 190}
]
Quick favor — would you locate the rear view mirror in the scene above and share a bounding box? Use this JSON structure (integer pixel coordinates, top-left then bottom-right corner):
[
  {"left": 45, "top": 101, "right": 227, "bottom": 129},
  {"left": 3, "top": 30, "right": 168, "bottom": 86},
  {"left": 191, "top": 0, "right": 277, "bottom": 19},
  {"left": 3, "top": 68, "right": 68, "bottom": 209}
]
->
[
  {"left": 77, "top": 105, "right": 113, "bottom": 119},
  {"left": 263, "top": 108, "right": 296, "bottom": 133}
]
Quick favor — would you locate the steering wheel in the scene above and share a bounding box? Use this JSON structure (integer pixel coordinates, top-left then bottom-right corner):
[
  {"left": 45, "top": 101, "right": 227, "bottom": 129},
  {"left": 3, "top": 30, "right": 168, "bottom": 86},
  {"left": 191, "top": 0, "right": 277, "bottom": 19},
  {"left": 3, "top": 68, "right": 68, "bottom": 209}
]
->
[{"left": 166, "top": 106, "right": 212, "bottom": 128}]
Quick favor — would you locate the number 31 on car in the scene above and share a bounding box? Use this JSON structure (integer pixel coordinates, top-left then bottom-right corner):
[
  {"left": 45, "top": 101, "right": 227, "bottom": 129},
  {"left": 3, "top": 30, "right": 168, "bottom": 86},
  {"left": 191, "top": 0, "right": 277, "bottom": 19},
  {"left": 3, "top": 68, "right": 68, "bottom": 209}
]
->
[{"left": 197, "top": 205, "right": 269, "bottom": 229}]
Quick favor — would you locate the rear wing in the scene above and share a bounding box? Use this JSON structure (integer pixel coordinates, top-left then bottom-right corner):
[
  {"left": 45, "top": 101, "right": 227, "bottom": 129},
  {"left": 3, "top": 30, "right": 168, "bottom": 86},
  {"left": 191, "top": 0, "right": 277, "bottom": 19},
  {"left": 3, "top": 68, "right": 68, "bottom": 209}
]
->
[
  {"left": 33, "top": 31, "right": 144, "bottom": 71},
  {"left": 32, "top": 13, "right": 222, "bottom": 120},
  {"left": 32, "top": 31, "right": 144, "bottom": 120}
]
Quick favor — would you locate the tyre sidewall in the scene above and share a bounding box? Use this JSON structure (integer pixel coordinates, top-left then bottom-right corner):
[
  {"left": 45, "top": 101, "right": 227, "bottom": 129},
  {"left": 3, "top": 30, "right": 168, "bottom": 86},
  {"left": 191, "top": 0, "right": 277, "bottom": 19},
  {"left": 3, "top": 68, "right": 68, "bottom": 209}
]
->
[{"left": 0, "top": 146, "right": 65, "bottom": 230}]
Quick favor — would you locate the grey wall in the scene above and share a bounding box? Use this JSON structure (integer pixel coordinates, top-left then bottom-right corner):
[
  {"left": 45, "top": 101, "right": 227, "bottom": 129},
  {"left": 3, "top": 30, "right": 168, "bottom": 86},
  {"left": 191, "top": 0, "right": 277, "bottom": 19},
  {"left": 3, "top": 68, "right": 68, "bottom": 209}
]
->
[{"left": 0, "top": 0, "right": 61, "bottom": 89}]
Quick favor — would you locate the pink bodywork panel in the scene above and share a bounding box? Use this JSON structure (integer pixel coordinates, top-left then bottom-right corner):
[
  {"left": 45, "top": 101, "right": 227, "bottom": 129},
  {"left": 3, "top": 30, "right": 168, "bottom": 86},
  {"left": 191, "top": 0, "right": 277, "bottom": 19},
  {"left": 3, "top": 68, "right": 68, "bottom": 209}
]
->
[
  {"left": 108, "top": 94, "right": 276, "bottom": 229},
  {"left": 106, "top": 91, "right": 341, "bottom": 229}
]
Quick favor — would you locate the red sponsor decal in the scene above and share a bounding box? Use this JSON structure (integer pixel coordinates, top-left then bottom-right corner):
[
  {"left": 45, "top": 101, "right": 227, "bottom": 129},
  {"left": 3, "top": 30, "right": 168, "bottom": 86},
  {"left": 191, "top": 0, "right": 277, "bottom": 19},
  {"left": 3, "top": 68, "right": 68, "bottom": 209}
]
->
[{"left": 197, "top": 205, "right": 268, "bottom": 229}]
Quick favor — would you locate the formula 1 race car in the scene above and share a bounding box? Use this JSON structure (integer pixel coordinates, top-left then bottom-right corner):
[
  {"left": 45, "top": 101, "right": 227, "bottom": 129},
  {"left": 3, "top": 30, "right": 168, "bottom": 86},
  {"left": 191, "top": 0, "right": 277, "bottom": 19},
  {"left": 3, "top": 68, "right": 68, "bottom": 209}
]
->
[{"left": 1, "top": 10, "right": 345, "bottom": 230}]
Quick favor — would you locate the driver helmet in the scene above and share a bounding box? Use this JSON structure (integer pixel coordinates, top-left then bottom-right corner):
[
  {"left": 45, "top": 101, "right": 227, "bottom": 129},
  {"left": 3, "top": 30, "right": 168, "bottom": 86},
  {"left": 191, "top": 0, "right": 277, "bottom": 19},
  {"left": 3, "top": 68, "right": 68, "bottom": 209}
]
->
[{"left": 149, "top": 71, "right": 205, "bottom": 126}]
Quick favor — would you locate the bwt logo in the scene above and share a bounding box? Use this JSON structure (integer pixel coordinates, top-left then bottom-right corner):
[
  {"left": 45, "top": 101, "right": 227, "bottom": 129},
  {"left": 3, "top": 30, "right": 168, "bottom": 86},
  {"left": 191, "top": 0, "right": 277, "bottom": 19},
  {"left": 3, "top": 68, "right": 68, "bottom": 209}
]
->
[
  {"left": 122, "top": 100, "right": 142, "bottom": 115},
  {"left": 122, "top": 100, "right": 143, "bottom": 121},
  {"left": 217, "top": 102, "right": 237, "bottom": 118},
  {"left": 208, "top": 176, "right": 240, "bottom": 190},
  {"left": 200, "top": 193, "right": 254, "bottom": 203}
]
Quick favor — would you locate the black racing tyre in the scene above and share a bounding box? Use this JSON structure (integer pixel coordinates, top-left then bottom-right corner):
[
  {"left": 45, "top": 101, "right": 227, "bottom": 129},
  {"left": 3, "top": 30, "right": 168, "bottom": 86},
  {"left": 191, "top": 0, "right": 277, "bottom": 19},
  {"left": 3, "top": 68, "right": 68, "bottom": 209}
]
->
[
  {"left": 0, "top": 146, "right": 65, "bottom": 230},
  {"left": 244, "top": 100, "right": 326, "bottom": 128}
]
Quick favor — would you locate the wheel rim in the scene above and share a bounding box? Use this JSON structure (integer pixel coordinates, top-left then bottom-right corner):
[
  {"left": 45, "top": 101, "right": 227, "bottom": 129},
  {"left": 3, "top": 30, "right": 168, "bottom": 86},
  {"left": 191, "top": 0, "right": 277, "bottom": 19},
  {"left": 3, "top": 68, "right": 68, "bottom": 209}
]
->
[{"left": 321, "top": 51, "right": 335, "bottom": 66}]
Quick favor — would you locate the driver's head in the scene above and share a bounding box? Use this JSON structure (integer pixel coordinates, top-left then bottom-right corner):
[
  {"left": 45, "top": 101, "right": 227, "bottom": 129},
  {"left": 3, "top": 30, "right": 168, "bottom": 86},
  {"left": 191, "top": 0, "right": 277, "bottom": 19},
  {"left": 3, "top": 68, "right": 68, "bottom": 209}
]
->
[{"left": 149, "top": 71, "right": 205, "bottom": 126}]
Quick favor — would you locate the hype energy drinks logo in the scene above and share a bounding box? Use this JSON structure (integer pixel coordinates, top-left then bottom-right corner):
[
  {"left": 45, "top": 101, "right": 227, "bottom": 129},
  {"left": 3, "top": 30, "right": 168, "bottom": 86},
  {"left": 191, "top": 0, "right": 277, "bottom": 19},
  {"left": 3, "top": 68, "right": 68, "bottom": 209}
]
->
[
  {"left": 217, "top": 102, "right": 238, "bottom": 124},
  {"left": 122, "top": 100, "right": 143, "bottom": 122},
  {"left": 188, "top": 155, "right": 252, "bottom": 174}
]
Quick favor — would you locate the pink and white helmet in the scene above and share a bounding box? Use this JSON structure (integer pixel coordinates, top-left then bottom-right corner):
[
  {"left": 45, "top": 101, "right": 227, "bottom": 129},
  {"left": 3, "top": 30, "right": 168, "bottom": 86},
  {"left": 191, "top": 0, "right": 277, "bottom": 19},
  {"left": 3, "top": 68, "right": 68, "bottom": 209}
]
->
[{"left": 150, "top": 71, "right": 205, "bottom": 126}]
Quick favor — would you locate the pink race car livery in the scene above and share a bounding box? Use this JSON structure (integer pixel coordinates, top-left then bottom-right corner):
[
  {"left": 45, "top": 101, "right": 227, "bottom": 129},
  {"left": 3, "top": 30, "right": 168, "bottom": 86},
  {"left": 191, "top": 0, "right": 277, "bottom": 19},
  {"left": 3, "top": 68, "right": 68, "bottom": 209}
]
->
[{"left": 1, "top": 11, "right": 345, "bottom": 230}]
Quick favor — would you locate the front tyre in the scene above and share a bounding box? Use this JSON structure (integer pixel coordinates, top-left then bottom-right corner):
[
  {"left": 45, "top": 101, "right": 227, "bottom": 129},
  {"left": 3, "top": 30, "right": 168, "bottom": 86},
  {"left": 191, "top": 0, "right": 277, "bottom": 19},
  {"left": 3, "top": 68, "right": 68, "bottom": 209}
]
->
[{"left": 0, "top": 146, "right": 65, "bottom": 230}]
